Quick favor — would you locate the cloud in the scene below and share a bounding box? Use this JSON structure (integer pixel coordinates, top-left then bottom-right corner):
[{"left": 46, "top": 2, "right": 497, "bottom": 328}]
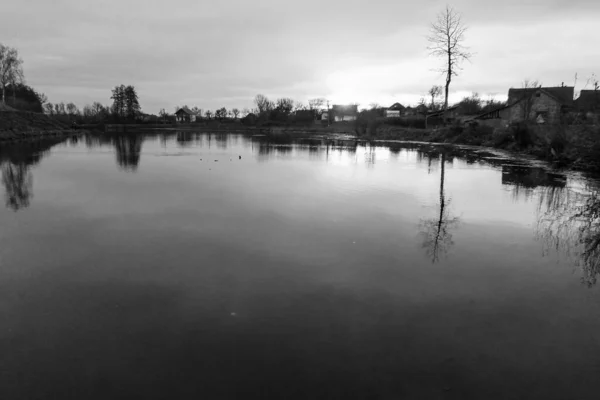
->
[{"left": 1, "top": 0, "right": 599, "bottom": 112}]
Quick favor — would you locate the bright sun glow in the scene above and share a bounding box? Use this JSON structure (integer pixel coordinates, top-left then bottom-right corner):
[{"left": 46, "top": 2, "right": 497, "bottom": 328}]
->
[{"left": 324, "top": 64, "right": 426, "bottom": 108}]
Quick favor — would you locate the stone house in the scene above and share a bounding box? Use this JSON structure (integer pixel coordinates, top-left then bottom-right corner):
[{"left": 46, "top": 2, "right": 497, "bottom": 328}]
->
[
  {"left": 506, "top": 86, "right": 574, "bottom": 124},
  {"left": 175, "top": 106, "right": 198, "bottom": 123},
  {"left": 471, "top": 86, "right": 574, "bottom": 126}
]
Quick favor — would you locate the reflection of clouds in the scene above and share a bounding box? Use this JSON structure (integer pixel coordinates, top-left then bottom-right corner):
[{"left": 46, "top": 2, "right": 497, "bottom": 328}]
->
[{"left": 535, "top": 184, "right": 600, "bottom": 287}]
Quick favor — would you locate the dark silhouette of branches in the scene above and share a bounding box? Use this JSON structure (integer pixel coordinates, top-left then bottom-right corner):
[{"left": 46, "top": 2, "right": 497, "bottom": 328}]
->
[{"left": 535, "top": 185, "right": 600, "bottom": 287}]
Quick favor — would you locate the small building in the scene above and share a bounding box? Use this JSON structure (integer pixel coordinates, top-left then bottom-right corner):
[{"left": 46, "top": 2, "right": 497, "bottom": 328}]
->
[
  {"left": 331, "top": 104, "right": 358, "bottom": 122},
  {"left": 321, "top": 111, "right": 329, "bottom": 121},
  {"left": 175, "top": 106, "right": 198, "bottom": 123},
  {"left": 506, "top": 86, "right": 574, "bottom": 124},
  {"left": 384, "top": 102, "right": 405, "bottom": 118},
  {"left": 575, "top": 89, "right": 600, "bottom": 113},
  {"left": 469, "top": 104, "right": 513, "bottom": 127},
  {"left": 426, "top": 105, "right": 461, "bottom": 119}
]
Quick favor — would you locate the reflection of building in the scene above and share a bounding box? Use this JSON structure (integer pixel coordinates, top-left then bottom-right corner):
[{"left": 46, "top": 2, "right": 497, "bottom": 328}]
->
[
  {"left": 501, "top": 165, "right": 567, "bottom": 189},
  {"left": 175, "top": 107, "right": 198, "bottom": 123},
  {"left": 331, "top": 105, "right": 358, "bottom": 122}
]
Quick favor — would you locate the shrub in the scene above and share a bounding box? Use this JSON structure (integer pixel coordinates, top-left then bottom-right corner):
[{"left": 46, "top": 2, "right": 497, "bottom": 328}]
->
[
  {"left": 470, "top": 124, "right": 495, "bottom": 137},
  {"left": 491, "top": 130, "right": 513, "bottom": 147},
  {"left": 383, "top": 117, "right": 428, "bottom": 129},
  {"left": 510, "top": 122, "right": 535, "bottom": 147},
  {"left": 548, "top": 127, "right": 568, "bottom": 155}
]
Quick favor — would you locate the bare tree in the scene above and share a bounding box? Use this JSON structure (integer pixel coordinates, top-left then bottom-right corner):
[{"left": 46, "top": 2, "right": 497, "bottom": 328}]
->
[
  {"left": 428, "top": 85, "right": 443, "bottom": 111},
  {"left": 0, "top": 44, "right": 23, "bottom": 105},
  {"left": 91, "top": 102, "right": 105, "bottom": 116},
  {"left": 215, "top": 107, "right": 227, "bottom": 120},
  {"left": 308, "top": 98, "right": 325, "bottom": 110},
  {"left": 204, "top": 110, "right": 213, "bottom": 120},
  {"left": 427, "top": 6, "right": 471, "bottom": 119},
  {"left": 276, "top": 98, "right": 294, "bottom": 115},
  {"left": 232, "top": 108, "right": 240, "bottom": 119},
  {"left": 293, "top": 101, "right": 306, "bottom": 112},
  {"left": 54, "top": 102, "right": 66, "bottom": 115},
  {"left": 254, "top": 94, "right": 273, "bottom": 114},
  {"left": 66, "top": 102, "right": 79, "bottom": 118},
  {"left": 38, "top": 92, "right": 47, "bottom": 106},
  {"left": 44, "top": 102, "right": 54, "bottom": 115}
]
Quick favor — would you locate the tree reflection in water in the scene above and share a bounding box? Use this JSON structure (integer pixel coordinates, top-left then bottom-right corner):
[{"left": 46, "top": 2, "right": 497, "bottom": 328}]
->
[
  {"left": 1, "top": 162, "right": 33, "bottom": 210},
  {"left": 112, "top": 134, "right": 144, "bottom": 172},
  {"left": 419, "top": 152, "right": 460, "bottom": 263},
  {"left": 536, "top": 184, "right": 600, "bottom": 287},
  {"left": 0, "top": 138, "right": 64, "bottom": 211}
]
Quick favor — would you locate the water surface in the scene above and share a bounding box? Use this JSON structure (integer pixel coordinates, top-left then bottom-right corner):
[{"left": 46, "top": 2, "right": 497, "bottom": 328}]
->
[{"left": 1, "top": 132, "right": 599, "bottom": 399}]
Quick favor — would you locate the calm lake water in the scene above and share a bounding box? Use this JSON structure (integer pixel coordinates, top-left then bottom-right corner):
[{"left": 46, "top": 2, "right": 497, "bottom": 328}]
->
[{"left": 1, "top": 132, "right": 600, "bottom": 399}]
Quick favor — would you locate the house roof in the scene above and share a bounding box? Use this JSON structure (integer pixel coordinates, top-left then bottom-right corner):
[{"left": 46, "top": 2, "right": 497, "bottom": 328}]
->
[
  {"left": 471, "top": 103, "right": 512, "bottom": 120},
  {"left": 426, "top": 105, "right": 459, "bottom": 117},
  {"left": 331, "top": 104, "right": 358, "bottom": 115},
  {"left": 175, "top": 106, "right": 196, "bottom": 115},
  {"left": 575, "top": 90, "right": 600, "bottom": 111},
  {"left": 387, "top": 102, "right": 405, "bottom": 111},
  {"left": 508, "top": 86, "right": 574, "bottom": 107}
]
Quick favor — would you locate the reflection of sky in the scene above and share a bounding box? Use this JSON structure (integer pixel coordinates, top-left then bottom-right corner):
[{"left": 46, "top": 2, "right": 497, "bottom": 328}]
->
[
  {"left": 20, "top": 136, "right": 560, "bottom": 229},
  {"left": 2, "top": 134, "right": 600, "bottom": 399}
]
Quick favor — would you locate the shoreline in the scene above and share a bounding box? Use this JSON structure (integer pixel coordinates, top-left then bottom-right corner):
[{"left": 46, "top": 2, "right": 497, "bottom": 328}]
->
[
  {"left": 3, "top": 122, "right": 600, "bottom": 175},
  {"left": 0, "top": 129, "right": 89, "bottom": 143}
]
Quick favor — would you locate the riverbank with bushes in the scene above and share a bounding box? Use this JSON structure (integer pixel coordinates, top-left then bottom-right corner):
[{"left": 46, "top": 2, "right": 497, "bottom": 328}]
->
[
  {"left": 360, "top": 122, "right": 600, "bottom": 173},
  {"left": 0, "top": 111, "right": 88, "bottom": 142}
]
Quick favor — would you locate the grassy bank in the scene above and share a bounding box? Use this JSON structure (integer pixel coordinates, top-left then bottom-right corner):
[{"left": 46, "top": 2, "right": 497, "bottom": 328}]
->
[
  {"left": 0, "top": 110, "right": 88, "bottom": 142},
  {"left": 360, "top": 123, "right": 600, "bottom": 173}
]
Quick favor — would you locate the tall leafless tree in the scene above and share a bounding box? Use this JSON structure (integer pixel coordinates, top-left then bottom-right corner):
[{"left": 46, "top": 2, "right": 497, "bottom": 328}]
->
[
  {"left": 427, "top": 6, "right": 471, "bottom": 119},
  {"left": 0, "top": 44, "right": 23, "bottom": 105}
]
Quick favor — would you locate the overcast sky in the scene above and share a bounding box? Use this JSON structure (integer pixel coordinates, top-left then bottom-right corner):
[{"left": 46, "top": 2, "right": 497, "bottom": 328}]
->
[{"left": 2, "top": 0, "right": 599, "bottom": 113}]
